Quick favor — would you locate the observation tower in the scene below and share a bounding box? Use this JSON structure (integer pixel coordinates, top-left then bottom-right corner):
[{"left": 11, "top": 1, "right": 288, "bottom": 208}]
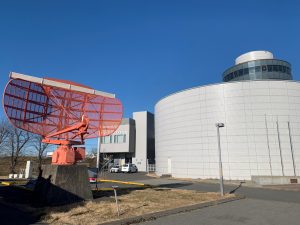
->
[{"left": 222, "top": 50, "right": 292, "bottom": 82}]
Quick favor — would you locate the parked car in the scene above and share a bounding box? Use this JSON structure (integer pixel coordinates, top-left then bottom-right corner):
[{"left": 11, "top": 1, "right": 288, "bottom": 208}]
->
[
  {"left": 121, "top": 163, "right": 138, "bottom": 173},
  {"left": 87, "top": 167, "right": 98, "bottom": 183},
  {"left": 110, "top": 165, "right": 121, "bottom": 173}
]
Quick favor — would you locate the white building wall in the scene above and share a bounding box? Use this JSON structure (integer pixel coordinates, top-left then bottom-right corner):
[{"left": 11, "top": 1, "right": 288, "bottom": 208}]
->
[
  {"left": 101, "top": 123, "right": 130, "bottom": 153},
  {"left": 155, "top": 80, "right": 300, "bottom": 180},
  {"left": 100, "top": 119, "right": 135, "bottom": 154},
  {"left": 132, "top": 112, "right": 148, "bottom": 171}
]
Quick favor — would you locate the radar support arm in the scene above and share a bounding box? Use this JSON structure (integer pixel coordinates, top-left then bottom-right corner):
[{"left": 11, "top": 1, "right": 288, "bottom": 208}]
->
[
  {"left": 45, "top": 115, "right": 89, "bottom": 143},
  {"left": 41, "top": 115, "right": 89, "bottom": 165}
]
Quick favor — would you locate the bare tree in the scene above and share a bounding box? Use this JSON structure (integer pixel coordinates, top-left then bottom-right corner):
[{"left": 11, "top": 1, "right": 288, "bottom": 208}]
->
[
  {"left": 32, "top": 135, "right": 49, "bottom": 171},
  {"left": 0, "top": 119, "right": 10, "bottom": 150},
  {"left": 5, "top": 125, "right": 32, "bottom": 174},
  {"left": 90, "top": 147, "right": 98, "bottom": 158}
]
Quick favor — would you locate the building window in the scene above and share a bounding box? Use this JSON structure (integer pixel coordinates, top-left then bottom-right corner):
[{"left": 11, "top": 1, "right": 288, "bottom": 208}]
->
[
  {"left": 262, "top": 65, "right": 267, "bottom": 71},
  {"left": 267, "top": 65, "right": 273, "bottom": 72},
  {"left": 249, "top": 67, "right": 255, "bottom": 74},
  {"left": 255, "top": 66, "right": 261, "bottom": 72},
  {"left": 238, "top": 69, "right": 243, "bottom": 76},
  {"left": 278, "top": 65, "right": 283, "bottom": 72},
  {"left": 243, "top": 68, "right": 249, "bottom": 75},
  {"left": 234, "top": 71, "right": 238, "bottom": 78},
  {"left": 282, "top": 66, "right": 286, "bottom": 73},
  {"left": 114, "top": 134, "right": 126, "bottom": 143},
  {"left": 101, "top": 136, "right": 112, "bottom": 144},
  {"left": 273, "top": 65, "right": 278, "bottom": 72}
]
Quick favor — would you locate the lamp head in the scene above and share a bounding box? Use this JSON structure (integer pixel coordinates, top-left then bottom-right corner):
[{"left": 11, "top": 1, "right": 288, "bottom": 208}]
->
[{"left": 216, "top": 123, "right": 225, "bottom": 128}]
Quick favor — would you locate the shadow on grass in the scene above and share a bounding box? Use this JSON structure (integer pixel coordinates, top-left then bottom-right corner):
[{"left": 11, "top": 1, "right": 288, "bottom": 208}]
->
[
  {"left": 92, "top": 181, "right": 194, "bottom": 200},
  {"left": 0, "top": 185, "right": 41, "bottom": 225},
  {"left": 92, "top": 186, "right": 149, "bottom": 199},
  {"left": 157, "top": 182, "right": 194, "bottom": 189}
]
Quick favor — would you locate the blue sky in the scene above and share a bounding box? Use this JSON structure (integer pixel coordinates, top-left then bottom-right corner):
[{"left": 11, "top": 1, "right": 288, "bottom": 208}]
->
[
  {"left": 1, "top": 1, "right": 299, "bottom": 118},
  {"left": 0, "top": 1, "right": 299, "bottom": 151}
]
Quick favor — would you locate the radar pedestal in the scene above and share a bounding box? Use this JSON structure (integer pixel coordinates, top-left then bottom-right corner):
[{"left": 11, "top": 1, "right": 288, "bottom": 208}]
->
[{"left": 35, "top": 164, "right": 93, "bottom": 206}]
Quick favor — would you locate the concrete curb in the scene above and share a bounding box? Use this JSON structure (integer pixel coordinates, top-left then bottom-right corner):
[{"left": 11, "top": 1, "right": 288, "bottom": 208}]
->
[
  {"left": 101, "top": 195, "right": 244, "bottom": 225},
  {"left": 0, "top": 181, "right": 12, "bottom": 186},
  {"left": 0, "top": 180, "right": 29, "bottom": 186}
]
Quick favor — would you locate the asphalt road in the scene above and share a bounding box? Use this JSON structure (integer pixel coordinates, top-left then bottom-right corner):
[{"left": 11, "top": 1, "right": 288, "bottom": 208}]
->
[
  {"left": 176, "top": 182, "right": 300, "bottom": 204},
  {"left": 99, "top": 172, "right": 154, "bottom": 182},
  {"left": 141, "top": 198, "right": 300, "bottom": 225}
]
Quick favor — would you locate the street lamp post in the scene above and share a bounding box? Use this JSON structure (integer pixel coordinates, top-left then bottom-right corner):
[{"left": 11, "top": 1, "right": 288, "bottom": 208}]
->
[
  {"left": 216, "top": 123, "right": 225, "bottom": 196},
  {"left": 96, "top": 135, "right": 101, "bottom": 170}
]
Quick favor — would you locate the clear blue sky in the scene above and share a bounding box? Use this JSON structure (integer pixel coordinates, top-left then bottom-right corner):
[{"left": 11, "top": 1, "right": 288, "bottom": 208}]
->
[{"left": 0, "top": 0, "right": 299, "bottom": 119}]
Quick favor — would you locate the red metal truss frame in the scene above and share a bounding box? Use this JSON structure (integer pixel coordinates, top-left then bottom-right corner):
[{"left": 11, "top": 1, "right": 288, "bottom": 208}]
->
[{"left": 3, "top": 78, "right": 123, "bottom": 141}]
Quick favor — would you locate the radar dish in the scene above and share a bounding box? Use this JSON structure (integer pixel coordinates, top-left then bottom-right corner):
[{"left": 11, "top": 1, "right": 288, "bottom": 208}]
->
[{"left": 3, "top": 72, "right": 123, "bottom": 141}]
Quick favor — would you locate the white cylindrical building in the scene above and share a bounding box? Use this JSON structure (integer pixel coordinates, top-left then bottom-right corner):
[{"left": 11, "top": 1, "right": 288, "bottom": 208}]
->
[{"left": 155, "top": 51, "right": 300, "bottom": 180}]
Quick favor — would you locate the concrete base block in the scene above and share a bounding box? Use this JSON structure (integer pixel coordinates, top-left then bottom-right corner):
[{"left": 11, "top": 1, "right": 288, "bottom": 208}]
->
[
  {"left": 252, "top": 176, "right": 300, "bottom": 185},
  {"left": 35, "top": 165, "right": 93, "bottom": 206}
]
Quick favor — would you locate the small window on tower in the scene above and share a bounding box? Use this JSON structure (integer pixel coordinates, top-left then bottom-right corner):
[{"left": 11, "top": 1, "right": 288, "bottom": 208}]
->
[
  {"left": 255, "top": 66, "right": 261, "bottom": 72},
  {"left": 238, "top": 69, "right": 243, "bottom": 76},
  {"left": 267, "top": 65, "right": 273, "bottom": 72},
  {"left": 273, "top": 65, "right": 278, "bottom": 72}
]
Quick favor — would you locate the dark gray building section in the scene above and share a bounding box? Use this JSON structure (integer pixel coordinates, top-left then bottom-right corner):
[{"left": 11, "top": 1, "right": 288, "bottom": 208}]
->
[
  {"left": 147, "top": 113, "right": 155, "bottom": 164},
  {"left": 128, "top": 119, "right": 136, "bottom": 154}
]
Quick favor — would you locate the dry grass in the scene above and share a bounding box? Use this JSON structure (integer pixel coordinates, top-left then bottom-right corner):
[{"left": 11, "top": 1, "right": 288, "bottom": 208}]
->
[{"left": 42, "top": 188, "right": 233, "bottom": 225}]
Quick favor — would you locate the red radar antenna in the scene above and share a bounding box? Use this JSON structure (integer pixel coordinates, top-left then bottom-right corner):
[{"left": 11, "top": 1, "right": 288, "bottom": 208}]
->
[{"left": 3, "top": 72, "right": 123, "bottom": 165}]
